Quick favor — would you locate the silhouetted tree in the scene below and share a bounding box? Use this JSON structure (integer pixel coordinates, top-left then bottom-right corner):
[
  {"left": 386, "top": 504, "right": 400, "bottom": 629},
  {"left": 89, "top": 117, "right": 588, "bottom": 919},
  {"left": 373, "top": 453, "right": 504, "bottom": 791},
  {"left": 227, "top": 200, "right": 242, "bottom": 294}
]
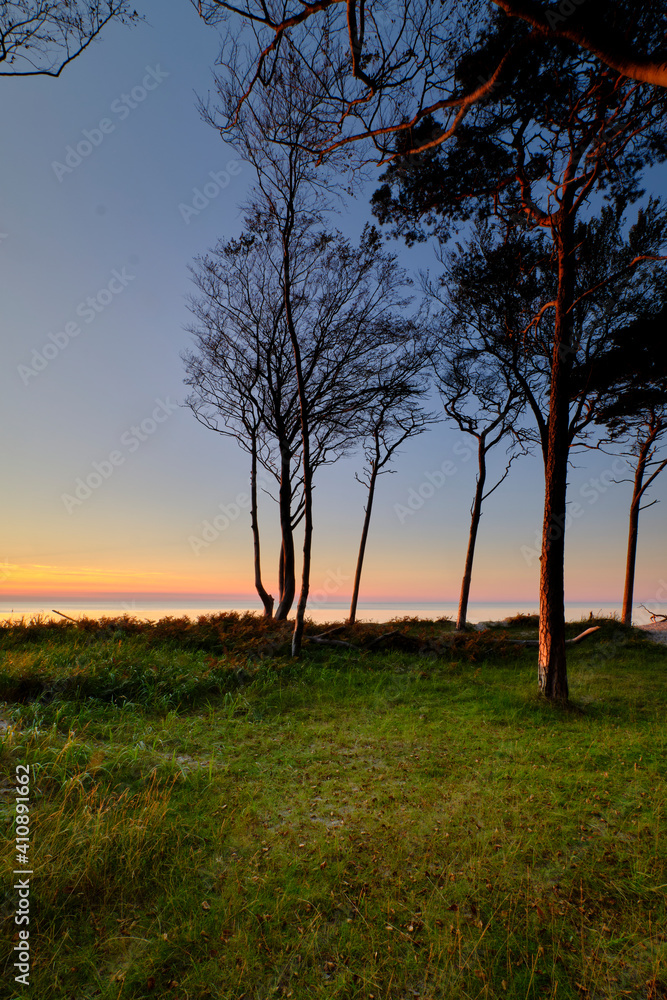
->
[
  {"left": 617, "top": 408, "right": 667, "bottom": 625},
  {"left": 184, "top": 216, "right": 413, "bottom": 626},
  {"left": 430, "top": 328, "right": 532, "bottom": 630},
  {"left": 589, "top": 304, "right": 667, "bottom": 624},
  {"left": 199, "top": 52, "right": 419, "bottom": 655},
  {"left": 492, "top": 1, "right": 667, "bottom": 88},
  {"left": 348, "top": 351, "right": 435, "bottom": 625},
  {"left": 414, "top": 197, "right": 667, "bottom": 696},
  {"left": 0, "top": 2, "right": 140, "bottom": 77}
]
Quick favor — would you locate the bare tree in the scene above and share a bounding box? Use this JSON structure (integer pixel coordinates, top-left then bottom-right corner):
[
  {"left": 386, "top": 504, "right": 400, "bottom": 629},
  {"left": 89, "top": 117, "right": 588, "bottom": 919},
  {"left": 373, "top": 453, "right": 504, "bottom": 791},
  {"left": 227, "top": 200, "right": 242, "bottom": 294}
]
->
[
  {"left": 430, "top": 331, "right": 532, "bottom": 630},
  {"left": 348, "top": 351, "right": 435, "bottom": 625},
  {"left": 618, "top": 409, "right": 667, "bottom": 625},
  {"left": 185, "top": 217, "right": 417, "bottom": 634},
  {"left": 184, "top": 210, "right": 413, "bottom": 630},
  {"left": 0, "top": 2, "right": 140, "bottom": 77},
  {"left": 198, "top": 52, "right": 418, "bottom": 655},
  {"left": 184, "top": 223, "right": 302, "bottom": 619}
]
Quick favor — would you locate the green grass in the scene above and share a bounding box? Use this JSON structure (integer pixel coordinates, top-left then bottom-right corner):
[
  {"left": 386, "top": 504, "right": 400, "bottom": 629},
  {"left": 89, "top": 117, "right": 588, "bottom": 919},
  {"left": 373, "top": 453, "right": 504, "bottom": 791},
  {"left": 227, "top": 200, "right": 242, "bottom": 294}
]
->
[{"left": 1, "top": 614, "right": 666, "bottom": 999}]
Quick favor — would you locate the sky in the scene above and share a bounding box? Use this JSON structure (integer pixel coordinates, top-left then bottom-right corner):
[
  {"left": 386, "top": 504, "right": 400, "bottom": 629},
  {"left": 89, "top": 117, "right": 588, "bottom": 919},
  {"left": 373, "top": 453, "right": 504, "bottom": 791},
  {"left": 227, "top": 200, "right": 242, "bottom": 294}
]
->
[{"left": 1, "top": 0, "right": 666, "bottom": 615}]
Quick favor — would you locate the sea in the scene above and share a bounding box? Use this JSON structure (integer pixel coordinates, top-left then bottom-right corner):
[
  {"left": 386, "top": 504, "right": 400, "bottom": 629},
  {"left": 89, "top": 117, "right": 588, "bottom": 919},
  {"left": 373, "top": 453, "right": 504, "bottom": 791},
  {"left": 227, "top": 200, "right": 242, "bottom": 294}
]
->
[{"left": 0, "top": 600, "right": 659, "bottom": 626}]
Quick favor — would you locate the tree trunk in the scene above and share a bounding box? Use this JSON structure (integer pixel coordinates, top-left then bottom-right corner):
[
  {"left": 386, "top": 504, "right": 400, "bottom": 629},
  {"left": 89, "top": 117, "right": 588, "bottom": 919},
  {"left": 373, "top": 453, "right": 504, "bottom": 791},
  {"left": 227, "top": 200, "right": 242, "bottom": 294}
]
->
[
  {"left": 457, "top": 438, "right": 486, "bottom": 630},
  {"left": 622, "top": 442, "right": 651, "bottom": 625},
  {"left": 348, "top": 460, "right": 379, "bottom": 625},
  {"left": 538, "top": 207, "right": 575, "bottom": 702},
  {"left": 275, "top": 447, "right": 296, "bottom": 620},
  {"left": 282, "top": 229, "right": 313, "bottom": 657},
  {"left": 250, "top": 437, "right": 274, "bottom": 617},
  {"left": 278, "top": 541, "right": 285, "bottom": 603}
]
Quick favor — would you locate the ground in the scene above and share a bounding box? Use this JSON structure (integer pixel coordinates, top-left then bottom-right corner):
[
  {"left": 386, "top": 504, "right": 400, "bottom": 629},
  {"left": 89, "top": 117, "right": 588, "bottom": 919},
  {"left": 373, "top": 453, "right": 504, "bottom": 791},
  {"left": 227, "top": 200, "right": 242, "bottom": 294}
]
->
[{"left": 1, "top": 614, "right": 666, "bottom": 999}]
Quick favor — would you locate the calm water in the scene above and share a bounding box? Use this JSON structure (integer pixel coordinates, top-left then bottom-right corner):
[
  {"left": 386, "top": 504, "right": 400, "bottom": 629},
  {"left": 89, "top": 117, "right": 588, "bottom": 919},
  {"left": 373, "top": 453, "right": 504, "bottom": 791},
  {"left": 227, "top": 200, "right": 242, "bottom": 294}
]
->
[{"left": 0, "top": 600, "right": 658, "bottom": 626}]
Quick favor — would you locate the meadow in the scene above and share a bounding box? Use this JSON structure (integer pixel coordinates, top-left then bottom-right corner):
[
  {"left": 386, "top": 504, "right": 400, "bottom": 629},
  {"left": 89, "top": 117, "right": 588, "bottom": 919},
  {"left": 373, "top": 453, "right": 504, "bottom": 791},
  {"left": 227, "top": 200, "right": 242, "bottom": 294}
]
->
[{"left": 1, "top": 613, "right": 666, "bottom": 1000}]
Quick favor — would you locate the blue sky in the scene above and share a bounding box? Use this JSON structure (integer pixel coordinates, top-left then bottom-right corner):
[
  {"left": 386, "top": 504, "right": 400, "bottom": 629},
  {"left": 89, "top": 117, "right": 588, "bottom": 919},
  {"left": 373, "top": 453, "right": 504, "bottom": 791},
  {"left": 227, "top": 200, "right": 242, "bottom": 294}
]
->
[{"left": 1, "top": 0, "right": 666, "bottom": 615}]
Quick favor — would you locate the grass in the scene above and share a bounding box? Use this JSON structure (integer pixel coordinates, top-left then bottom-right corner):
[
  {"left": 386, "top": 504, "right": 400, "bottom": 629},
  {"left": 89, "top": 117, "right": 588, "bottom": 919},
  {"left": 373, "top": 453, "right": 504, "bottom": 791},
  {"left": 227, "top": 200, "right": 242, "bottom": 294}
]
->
[{"left": 1, "top": 613, "right": 666, "bottom": 999}]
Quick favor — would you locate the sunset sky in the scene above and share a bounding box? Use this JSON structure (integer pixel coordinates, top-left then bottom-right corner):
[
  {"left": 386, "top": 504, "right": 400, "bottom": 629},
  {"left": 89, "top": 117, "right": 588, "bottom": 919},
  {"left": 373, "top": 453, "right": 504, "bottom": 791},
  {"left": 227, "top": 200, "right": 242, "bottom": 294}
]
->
[{"left": 2, "top": 0, "right": 666, "bottom": 616}]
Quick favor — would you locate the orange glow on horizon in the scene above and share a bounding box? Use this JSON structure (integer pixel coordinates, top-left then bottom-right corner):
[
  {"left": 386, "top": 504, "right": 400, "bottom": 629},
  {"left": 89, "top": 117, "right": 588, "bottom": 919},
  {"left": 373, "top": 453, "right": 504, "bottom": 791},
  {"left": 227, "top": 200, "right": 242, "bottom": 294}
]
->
[
  {"left": 0, "top": 562, "right": 625, "bottom": 606},
  {"left": 0, "top": 563, "right": 252, "bottom": 599}
]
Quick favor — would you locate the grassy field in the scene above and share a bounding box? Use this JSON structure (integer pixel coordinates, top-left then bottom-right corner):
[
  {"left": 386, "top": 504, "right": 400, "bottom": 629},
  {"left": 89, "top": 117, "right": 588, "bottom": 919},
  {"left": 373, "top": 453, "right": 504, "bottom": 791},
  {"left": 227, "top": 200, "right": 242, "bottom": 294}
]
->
[{"left": 1, "top": 613, "right": 666, "bottom": 1000}]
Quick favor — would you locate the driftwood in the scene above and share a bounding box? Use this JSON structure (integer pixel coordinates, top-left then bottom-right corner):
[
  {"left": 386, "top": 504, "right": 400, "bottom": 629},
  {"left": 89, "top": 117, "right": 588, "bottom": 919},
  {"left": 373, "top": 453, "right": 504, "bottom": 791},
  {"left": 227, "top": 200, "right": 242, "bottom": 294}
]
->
[
  {"left": 52, "top": 609, "right": 79, "bottom": 623},
  {"left": 310, "top": 630, "right": 425, "bottom": 652},
  {"left": 365, "top": 631, "right": 421, "bottom": 651},
  {"left": 508, "top": 626, "right": 601, "bottom": 647},
  {"left": 639, "top": 604, "right": 667, "bottom": 623},
  {"left": 310, "top": 636, "right": 358, "bottom": 649}
]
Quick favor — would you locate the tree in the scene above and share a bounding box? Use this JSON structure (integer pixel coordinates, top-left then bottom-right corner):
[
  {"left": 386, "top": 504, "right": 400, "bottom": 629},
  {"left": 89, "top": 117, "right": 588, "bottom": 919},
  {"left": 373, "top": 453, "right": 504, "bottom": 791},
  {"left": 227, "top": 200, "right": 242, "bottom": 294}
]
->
[
  {"left": 184, "top": 216, "right": 413, "bottom": 627},
  {"left": 617, "top": 408, "right": 667, "bottom": 625},
  {"left": 430, "top": 326, "right": 532, "bottom": 630},
  {"left": 196, "top": 2, "right": 667, "bottom": 694},
  {"left": 370, "top": 41, "right": 667, "bottom": 700},
  {"left": 589, "top": 303, "right": 667, "bottom": 625},
  {"left": 198, "top": 51, "right": 419, "bottom": 655},
  {"left": 348, "top": 351, "right": 434, "bottom": 625},
  {"left": 184, "top": 223, "right": 303, "bottom": 620},
  {"left": 0, "top": 2, "right": 140, "bottom": 77},
  {"left": 491, "top": 1, "right": 667, "bottom": 88},
  {"left": 412, "top": 196, "right": 667, "bottom": 697},
  {"left": 192, "top": 1, "right": 667, "bottom": 162}
]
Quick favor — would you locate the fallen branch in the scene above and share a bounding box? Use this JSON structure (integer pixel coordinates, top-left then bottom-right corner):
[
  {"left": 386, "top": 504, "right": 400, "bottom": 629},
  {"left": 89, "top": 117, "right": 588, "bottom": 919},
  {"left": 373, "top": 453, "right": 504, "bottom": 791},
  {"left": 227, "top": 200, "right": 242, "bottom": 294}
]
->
[
  {"left": 52, "top": 609, "right": 79, "bottom": 623},
  {"left": 365, "top": 630, "right": 404, "bottom": 649},
  {"left": 639, "top": 604, "right": 667, "bottom": 623},
  {"left": 509, "top": 626, "right": 601, "bottom": 647},
  {"left": 568, "top": 626, "right": 602, "bottom": 644},
  {"left": 364, "top": 630, "right": 427, "bottom": 653},
  {"left": 316, "top": 625, "right": 349, "bottom": 638},
  {"left": 310, "top": 636, "right": 359, "bottom": 649}
]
